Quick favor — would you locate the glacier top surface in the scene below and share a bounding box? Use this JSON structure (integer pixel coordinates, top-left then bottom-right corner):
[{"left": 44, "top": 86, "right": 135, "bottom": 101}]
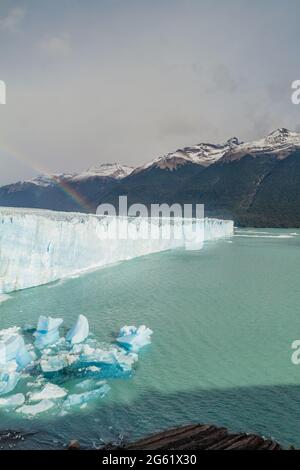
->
[{"left": 0, "top": 206, "right": 233, "bottom": 225}]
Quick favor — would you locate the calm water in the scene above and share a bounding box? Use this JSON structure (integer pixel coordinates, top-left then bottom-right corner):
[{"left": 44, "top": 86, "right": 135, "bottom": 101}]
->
[{"left": 1, "top": 228, "right": 300, "bottom": 449}]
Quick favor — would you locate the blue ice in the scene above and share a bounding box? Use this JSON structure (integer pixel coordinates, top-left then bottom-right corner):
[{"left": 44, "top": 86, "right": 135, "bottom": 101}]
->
[
  {"left": 66, "top": 314, "right": 89, "bottom": 345},
  {"left": 116, "top": 325, "right": 153, "bottom": 352},
  {"left": 34, "top": 316, "right": 63, "bottom": 349}
]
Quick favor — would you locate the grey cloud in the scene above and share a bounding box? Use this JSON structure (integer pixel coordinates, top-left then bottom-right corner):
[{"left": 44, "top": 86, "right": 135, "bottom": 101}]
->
[
  {"left": 206, "top": 64, "right": 239, "bottom": 94},
  {"left": 0, "top": 7, "right": 25, "bottom": 33},
  {"left": 39, "top": 33, "right": 72, "bottom": 58},
  {"left": 1, "top": 0, "right": 300, "bottom": 185}
]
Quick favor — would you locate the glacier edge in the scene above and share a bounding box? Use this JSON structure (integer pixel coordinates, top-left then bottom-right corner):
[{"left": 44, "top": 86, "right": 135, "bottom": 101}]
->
[{"left": 0, "top": 207, "right": 233, "bottom": 295}]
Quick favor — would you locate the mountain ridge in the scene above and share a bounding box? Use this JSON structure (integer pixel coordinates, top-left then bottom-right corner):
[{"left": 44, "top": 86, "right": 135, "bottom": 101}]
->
[{"left": 1, "top": 128, "right": 300, "bottom": 227}]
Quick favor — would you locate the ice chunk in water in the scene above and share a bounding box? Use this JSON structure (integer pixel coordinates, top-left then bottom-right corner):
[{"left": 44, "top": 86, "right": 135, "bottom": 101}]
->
[
  {"left": 0, "top": 393, "right": 25, "bottom": 408},
  {"left": 0, "top": 327, "right": 20, "bottom": 340},
  {"left": 113, "top": 348, "right": 138, "bottom": 372},
  {"left": 63, "top": 383, "right": 110, "bottom": 409},
  {"left": 40, "top": 356, "right": 68, "bottom": 373},
  {"left": 34, "top": 316, "right": 63, "bottom": 349},
  {"left": 36, "top": 316, "right": 63, "bottom": 333},
  {"left": 28, "top": 383, "right": 67, "bottom": 402},
  {"left": 0, "top": 319, "right": 152, "bottom": 414},
  {"left": 117, "top": 325, "right": 153, "bottom": 352},
  {"left": 79, "top": 344, "right": 138, "bottom": 372},
  {"left": 0, "top": 334, "right": 22, "bottom": 363},
  {"left": 66, "top": 314, "right": 89, "bottom": 345},
  {"left": 16, "top": 343, "right": 34, "bottom": 370},
  {"left": 17, "top": 399, "right": 55, "bottom": 416},
  {"left": 0, "top": 331, "right": 33, "bottom": 370},
  {"left": 0, "top": 329, "right": 32, "bottom": 395},
  {"left": 26, "top": 376, "right": 46, "bottom": 389},
  {"left": 75, "top": 378, "right": 96, "bottom": 390},
  {"left": 0, "top": 372, "right": 20, "bottom": 395},
  {"left": 0, "top": 362, "right": 20, "bottom": 396}
]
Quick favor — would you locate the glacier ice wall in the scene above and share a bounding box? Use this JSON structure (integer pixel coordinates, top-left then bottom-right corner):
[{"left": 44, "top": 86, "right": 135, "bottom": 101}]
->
[{"left": 0, "top": 207, "right": 233, "bottom": 294}]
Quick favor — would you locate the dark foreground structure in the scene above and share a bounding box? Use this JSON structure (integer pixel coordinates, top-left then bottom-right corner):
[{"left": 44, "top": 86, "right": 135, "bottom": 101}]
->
[
  {"left": 122, "top": 424, "right": 282, "bottom": 450},
  {"left": 0, "top": 424, "right": 283, "bottom": 450}
]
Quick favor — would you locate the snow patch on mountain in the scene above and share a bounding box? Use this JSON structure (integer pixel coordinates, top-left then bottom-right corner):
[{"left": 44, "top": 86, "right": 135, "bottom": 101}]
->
[
  {"left": 133, "top": 128, "right": 300, "bottom": 173},
  {"left": 71, "top": 163, "right": 134, "bottom": 182},
  {"left": 30, "top": 174, "right": 75, "bottom": 187},
  {"left": 221, "top": 128, "right": 300, "bottom": 162},
  {"left": 28, "top": 164, "right": 134, "bottom": 188},
  {"left": 134, "top": 137, "right": 242, "bottom": 173}
]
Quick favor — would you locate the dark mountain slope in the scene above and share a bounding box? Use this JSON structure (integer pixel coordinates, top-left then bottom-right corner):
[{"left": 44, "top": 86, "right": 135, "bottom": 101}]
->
[
  {"left": 96, "top": 163, "right": 206, "bottom": 209},
  {"left": 244, "top": 150, "right": 300, "bottom": 227},
  {"left": 0, "top": 176, "right": 118, "bottom": 213},
  {"left": 97, "top": 155, "right": 282, "bottom": 225},
  {"left": 176, "top": 154, "right": 280, "bottom": 224}
]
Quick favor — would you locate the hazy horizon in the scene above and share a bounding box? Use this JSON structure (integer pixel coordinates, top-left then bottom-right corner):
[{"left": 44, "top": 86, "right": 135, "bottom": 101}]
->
[{"left": 1, "top": 0, "right": 300, "bottom": 185}]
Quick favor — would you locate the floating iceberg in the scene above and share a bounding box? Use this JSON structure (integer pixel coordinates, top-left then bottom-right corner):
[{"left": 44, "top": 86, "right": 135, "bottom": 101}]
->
[
  {"left": 17, "top": 399, "right": 55, "bottom": 416},
  {"left": 0, "top": 393, "right": 25, "bottom": 408},
  {"left": 26, "top": 376, "right": 46, "bottom": 389},
  {"left": 40, "top": 353, "right": 76, "bottom": 373},
  {"left": 28, "top": 383, "right": 67, "bottom": 402},
  {"left": 0, "top": 367, "right": 20, "bottom": 396},
  {"left": 34, "top": 316, "right": 63, "bottom": 349},
  {"left": 117, "top": 325, "right": 153, "bottom": 352},
  {"left": 0, "top": 319, "right": 152, "bottom": 416},
  {"left": 78, "top": 344, "right": 138, "bottom": 372},
  {"left": 66, "top": 315, "right": 89, "bottom": 345},
  {"left": 75, "top": 378, "right": 105, "bottom": 390},
  {"left": 0, "top": 328, "right": 34, "bottom": 395},
  {"left": 0, "top": 330, "right": 33, "bottom": 370},
  {"left": 63, "top": 383, "right": 110, "bottom": 410},
  {"left": 16, "top": 342, "right": 35, "bottom": 370}
]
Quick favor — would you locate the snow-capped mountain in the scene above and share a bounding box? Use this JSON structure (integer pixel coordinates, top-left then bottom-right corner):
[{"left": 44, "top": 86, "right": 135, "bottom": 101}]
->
[
  {"left": 0, "top": 163, "right": 133, "bottom": 213},
  {"left": 71, "top": 163, "right": 134, "bottom": 182},
  {"left": 29, "top": 174, "right": 76, "bottom": 187},
  {"left": 134, "top": 128, "right": 300, "bottom": 174},
  {"left": 134, "top": 137, "right": 241, "bottom": 173},
  {"left": 28, "top": 163, "right": 134, "bottom": 187},
  {"left": 2, "top": 128, "right": 300, "bottom": 226},
  {"left": 222, "top": 128, "right": 300, "bottom": 163},
  {"left": 10, "top": 128, "right": 300, "bottom": 187},
  {"left": 95, "top": 128, "right": 300, "bottom": 227}
]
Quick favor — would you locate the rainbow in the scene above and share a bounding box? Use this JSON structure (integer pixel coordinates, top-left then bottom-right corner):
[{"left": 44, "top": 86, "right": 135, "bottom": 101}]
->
[{"left": 0, "top": 141, "right": 94, "bottom": 212}]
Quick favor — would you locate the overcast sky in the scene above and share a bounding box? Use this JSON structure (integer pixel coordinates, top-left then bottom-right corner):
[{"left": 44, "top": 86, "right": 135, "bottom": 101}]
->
[{"left": 1, "top": 0, "right": 300, "bottom": 184}]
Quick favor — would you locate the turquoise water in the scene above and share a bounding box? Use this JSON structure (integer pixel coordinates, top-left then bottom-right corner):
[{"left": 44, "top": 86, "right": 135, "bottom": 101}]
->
[{"left": 1, "top": 228, "right": 300, "bottom": 449}]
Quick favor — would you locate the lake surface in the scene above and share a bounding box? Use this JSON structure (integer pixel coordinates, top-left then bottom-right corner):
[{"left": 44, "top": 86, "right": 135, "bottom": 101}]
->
[{"left": 1, "top": 228, "right": 300, "bottom": 449}]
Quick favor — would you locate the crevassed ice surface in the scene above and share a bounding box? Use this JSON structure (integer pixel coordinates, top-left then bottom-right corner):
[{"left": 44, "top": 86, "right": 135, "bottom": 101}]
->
[{"left": 0, "top": 208, "right": 233, "bottom": 294}]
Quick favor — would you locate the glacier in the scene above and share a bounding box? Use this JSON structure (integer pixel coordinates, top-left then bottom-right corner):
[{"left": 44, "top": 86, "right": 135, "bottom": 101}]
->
[{"left": 0, "top": 207, "right": 233, "bottom": 295}]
